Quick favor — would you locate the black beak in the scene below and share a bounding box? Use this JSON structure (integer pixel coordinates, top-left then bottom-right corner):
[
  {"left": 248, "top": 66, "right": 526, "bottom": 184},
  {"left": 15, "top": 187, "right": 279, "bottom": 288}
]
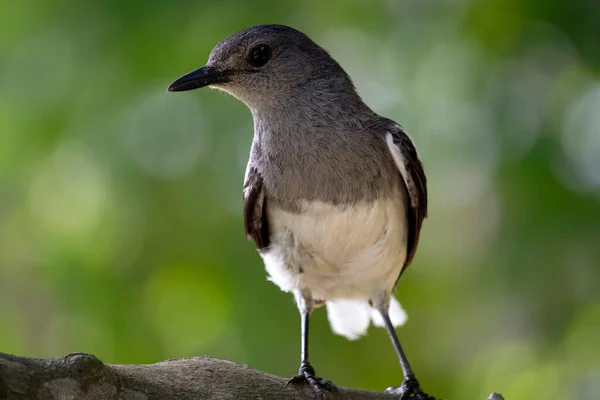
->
[{"left": 168, "top": 66, "right": 225, "bottom": 92}]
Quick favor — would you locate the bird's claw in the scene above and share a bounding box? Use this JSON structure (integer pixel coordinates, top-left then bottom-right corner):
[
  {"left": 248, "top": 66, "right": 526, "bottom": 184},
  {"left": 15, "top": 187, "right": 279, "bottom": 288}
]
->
[
  {"left": 385, "top": 376, "right": 436, "bottom": 400},
  {"left": 286, "top": 361, "right": 336, "bottom": 398}
]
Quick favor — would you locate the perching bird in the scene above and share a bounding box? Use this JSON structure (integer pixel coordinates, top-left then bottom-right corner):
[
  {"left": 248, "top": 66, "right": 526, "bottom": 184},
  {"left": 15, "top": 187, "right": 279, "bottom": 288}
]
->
[{"left": 168, "top": 25, "right": 430, "bottom": 399}]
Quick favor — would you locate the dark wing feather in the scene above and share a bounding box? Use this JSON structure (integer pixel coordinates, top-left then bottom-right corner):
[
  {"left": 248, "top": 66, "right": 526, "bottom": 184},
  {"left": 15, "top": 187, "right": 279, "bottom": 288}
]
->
[
  {"left": 243, "top": 166, "right": 270, "bottom": 249},
  {"left": 387, "top": 125, "right": 428, "bottom": 276}
]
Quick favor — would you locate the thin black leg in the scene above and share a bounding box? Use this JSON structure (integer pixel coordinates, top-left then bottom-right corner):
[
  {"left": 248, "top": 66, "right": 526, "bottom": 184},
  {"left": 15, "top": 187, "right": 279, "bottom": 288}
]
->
[
  {"left": 379, "top": 309, "right": 435, "bottom": 400},
  {"left": 286, "top": 292, "right": 335, "bottom": 397},
  {"left": 380, "top": 310, "right": 415, "bottom": 378},
  {"left": 301, "top": 309, "right": 310, "bottom": 364},
  {"left": 298, "top": 309, "right": 316, "bottom": 376}
]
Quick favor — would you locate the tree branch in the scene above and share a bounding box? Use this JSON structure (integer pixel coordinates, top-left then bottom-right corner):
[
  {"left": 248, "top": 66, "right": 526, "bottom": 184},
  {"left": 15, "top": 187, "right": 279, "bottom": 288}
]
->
[{"left": 0, "top": 352, "right": 504, "bottom": 399}]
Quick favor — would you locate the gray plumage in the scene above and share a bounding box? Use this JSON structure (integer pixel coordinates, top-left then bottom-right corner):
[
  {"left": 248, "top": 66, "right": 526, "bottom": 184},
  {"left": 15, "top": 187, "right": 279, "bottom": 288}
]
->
[{"left": 169, "top": 24, "right": 431, "bottom": 399}]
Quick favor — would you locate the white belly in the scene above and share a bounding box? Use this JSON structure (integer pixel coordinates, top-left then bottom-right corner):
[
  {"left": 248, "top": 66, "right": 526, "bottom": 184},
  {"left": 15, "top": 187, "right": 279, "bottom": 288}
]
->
[{"left": 260, "top": 192, "right": 408, "bottom": 303}]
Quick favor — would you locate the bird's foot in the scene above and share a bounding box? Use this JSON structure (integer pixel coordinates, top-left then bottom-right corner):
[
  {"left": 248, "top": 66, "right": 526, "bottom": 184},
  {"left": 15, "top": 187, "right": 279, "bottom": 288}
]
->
[
  {"left": 385, "top": 375, "right": 436, "bottom": 400},
  {"left": 286, "top": 361, "right": 336, "bottom": 398}
]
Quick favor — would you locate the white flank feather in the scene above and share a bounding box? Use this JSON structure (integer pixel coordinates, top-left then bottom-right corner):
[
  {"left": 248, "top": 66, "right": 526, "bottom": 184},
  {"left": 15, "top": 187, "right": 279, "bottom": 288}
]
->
[
  {"left": 370, "top": 296, "right": 408, "bottom": 327},
  {"left": 326, "top": 297, "right": 408, "bottom": 340}
]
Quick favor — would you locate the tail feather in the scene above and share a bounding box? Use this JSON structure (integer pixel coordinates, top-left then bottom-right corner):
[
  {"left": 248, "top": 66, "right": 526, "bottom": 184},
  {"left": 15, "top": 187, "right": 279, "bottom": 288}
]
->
[
  {"left": 326, "top": 297, "right": 408, "bottom": 340},
  {"left": 326, "top": 299, "right": 371, "bottom": 340}
]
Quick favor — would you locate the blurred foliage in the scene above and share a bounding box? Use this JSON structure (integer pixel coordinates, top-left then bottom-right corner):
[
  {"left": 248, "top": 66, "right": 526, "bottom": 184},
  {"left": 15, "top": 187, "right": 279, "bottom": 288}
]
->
[{"left": 1, "top": 0, "right": 600, "bottom": 399}]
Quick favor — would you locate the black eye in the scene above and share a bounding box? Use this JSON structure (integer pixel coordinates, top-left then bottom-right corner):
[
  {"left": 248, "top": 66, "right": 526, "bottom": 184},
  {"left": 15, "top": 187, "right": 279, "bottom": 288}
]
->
[{"left": 248, "top": 44, "right": 271, "bottom": 67}]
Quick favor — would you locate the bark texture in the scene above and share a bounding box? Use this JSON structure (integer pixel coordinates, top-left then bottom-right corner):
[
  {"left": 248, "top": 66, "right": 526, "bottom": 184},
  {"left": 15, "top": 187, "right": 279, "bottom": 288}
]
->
[{"left": 0, "top": 352, "right": 504, "bottom": 400}]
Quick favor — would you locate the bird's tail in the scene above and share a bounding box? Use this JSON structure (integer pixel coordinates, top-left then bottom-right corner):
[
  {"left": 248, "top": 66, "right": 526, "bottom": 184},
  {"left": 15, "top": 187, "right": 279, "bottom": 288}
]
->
[{"left": 325, "top": 297, "right": 407, "bottom": 340}]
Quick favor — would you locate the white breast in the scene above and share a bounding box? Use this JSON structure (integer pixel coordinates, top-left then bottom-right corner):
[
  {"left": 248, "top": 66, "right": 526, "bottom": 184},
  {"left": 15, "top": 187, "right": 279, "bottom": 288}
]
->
[{"left": 260, "top": 191, "right": 408, "bottom": 303}]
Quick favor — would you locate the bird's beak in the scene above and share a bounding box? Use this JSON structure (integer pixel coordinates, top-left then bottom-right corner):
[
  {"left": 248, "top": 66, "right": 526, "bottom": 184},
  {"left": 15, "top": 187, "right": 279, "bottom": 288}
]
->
[{"left": 167, "top": 66, "right": 225, "bottom": 92}]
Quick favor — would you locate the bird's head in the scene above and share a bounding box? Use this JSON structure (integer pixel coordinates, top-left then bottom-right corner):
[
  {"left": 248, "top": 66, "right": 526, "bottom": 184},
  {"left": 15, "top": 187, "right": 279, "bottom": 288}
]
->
[{"left": 168, "top": 25, "right": 356, "bottom": 110}]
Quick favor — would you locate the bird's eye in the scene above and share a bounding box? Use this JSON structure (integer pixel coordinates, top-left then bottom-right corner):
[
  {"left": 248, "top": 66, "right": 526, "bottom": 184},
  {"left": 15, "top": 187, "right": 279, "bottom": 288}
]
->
[{"left": 248, "top": 44, "right": 271, "bottom": 67}]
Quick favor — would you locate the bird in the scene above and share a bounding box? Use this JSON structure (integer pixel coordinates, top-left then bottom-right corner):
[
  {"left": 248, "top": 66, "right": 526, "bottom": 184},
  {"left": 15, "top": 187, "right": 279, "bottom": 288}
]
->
[{"left": 168, "top": 24, "right": 430, "bottom": 399}]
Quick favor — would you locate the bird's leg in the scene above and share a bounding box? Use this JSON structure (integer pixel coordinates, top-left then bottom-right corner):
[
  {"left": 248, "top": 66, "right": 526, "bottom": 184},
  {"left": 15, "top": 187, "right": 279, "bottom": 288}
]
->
[
  {"left": 379, "top": 308, "right": 435, "bottom": 400},
  {"left": 286, "top": 290, "right": 335, "bottom": 397}
]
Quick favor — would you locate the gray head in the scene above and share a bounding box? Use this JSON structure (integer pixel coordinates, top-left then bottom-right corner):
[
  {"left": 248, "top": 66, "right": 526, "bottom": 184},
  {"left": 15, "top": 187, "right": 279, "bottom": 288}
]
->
[{"left": 168, "top": 25, "right": 366, "bottom": 112}]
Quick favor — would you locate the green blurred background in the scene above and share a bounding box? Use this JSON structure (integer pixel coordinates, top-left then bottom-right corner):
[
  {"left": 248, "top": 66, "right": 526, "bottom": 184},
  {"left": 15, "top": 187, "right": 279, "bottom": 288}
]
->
[{"left": 1, "top": 0, "right": 600, "bottom": 399}]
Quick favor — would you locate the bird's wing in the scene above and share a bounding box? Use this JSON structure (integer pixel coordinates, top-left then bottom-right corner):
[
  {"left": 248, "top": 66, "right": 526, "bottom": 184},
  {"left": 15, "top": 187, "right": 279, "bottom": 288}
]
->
[
  {"left": 243, "top": 164, "right": 270, "bottom": 249},
  {"left": 385, "top": 125, "right": 428, "bottom": 275}
]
